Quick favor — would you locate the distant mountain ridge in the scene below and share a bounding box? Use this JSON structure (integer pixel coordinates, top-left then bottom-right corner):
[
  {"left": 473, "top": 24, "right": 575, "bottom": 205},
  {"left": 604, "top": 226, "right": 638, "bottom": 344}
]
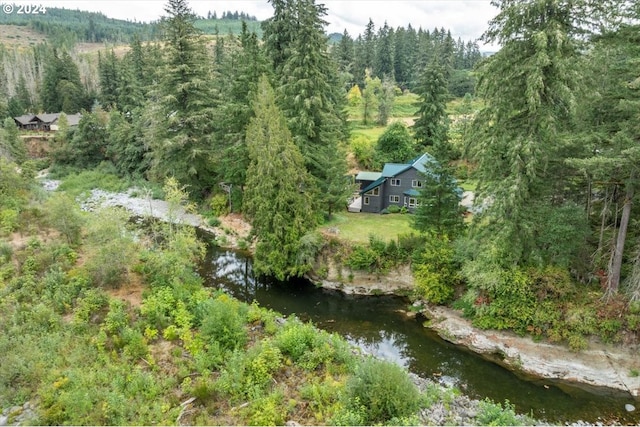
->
[{"left": 0, "top": 5, "right": 264, "bottom": 45}]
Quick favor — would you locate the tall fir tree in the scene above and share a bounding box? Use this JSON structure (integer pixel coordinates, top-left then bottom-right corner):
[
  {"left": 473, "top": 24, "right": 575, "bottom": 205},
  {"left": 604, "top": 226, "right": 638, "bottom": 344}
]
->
[
  {"left": 146, "top": 0, "right": 216, "bottom": 197},
  {"left": 568, "top": 22, "right": 640, "bottom": 294},
  {"left": 244, "top": 76, "right": 317, "bottom": 280},
  {"left": 469, "top": 0, "right": 609, "bottom": 267},
  {"left": 412, "top": 59, "right": 450, "bottom": 157},
  {"left": 413, "top": 160, "right": 464, "bottom": 237},
  {"left": 267, "top": 0, "right": 351, "bottom": 219}
]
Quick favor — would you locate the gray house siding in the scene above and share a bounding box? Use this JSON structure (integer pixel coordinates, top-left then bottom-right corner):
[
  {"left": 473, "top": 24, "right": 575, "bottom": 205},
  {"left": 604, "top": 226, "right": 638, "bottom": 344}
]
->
[
  {"left": 380, "top": 168, "right": 423, "bottom": 212},
  {"left": 361, "top": 183, "right": 384, "bottom": 213}
]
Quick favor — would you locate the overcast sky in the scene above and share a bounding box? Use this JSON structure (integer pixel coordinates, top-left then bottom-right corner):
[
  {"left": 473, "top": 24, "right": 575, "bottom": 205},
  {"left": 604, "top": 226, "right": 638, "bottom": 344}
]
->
[{"left": 13, "top": 0, "right": 500, "bottom": 49}]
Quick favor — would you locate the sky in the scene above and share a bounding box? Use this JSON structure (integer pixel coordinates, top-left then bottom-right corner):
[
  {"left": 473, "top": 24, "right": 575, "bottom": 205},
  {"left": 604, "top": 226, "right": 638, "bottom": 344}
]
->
[{"left": 10, "top": 0, "right": 500, "bottom": 49}]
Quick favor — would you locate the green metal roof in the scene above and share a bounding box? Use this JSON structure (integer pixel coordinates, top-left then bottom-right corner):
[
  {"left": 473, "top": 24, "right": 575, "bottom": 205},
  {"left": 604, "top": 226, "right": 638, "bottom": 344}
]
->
[
  {"left": 355, "top": 171, "right": 382, "bottom": 181},
  {"left": 359, "top": 176, "right": 385, "bottom": 194},
  {"left": 381, "top": 163, "right": 410, "bottom": 177},
  {"left": 403, "top": 189, "right": 420, "bottom": 197}
]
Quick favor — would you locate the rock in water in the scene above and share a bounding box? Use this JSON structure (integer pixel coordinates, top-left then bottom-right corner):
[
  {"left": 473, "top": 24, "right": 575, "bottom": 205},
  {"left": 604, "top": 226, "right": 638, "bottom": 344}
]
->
[{"left": 625, "top": 403, "right": 635, "bottom": 412}]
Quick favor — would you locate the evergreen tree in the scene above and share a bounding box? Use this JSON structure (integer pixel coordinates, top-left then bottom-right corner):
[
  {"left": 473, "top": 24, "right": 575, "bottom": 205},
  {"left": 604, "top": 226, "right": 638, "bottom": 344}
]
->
[
  {"left": 146, "top": 0, "right": 216, "bottom": 197},
  {"left": 262, "top": 0, "right": 295, "bottom": 73},
  {"left": 375, "top": 22, "right": 394, "bottom": 79},
  {"left": 568, "top": 23, "right": 640, "bottom": 294},
  {"left": 0, "top": 117, "right": 26, "bottom": 164},
  {"left": 244, "top": 76, "right": 317, "bottom": 280},
  {"left": 412, "top": 59, "right": 450, "bottom": 157},
  {"left": 271, "top": 0, "right": 351, "bottom": 219},
  {"left": 213, "top": 22, "right": 270, "bottom": 192},
  {"left": 413, "top": 160, "right": 464, "bottom": 237},
  {"left": 40, "top": 49, "right": 86, "bottom": 113},
  {"left": 98, "top": 49, "right": 120, "bottom": 109},
  {"left": 469, "top": 0, "right": 594, "bottom": 267}
]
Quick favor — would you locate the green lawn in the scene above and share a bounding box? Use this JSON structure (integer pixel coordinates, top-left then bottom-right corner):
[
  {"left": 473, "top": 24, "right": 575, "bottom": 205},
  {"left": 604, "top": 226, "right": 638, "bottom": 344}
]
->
[{"left": 320, "top": 212, "right": 415, "bottom": 243}]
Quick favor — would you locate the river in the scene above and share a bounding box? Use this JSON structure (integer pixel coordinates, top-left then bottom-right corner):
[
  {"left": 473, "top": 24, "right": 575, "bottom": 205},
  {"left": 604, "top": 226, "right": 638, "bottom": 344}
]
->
[{"left": 198, "top": 246, "right": 639, "bottom": 425}]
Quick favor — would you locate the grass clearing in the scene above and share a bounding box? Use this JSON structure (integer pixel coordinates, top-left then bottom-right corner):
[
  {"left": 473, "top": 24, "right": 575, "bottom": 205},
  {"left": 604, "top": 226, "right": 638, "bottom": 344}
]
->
[{"left": 320, "top": 212, "right": 414, "bottom": 243}]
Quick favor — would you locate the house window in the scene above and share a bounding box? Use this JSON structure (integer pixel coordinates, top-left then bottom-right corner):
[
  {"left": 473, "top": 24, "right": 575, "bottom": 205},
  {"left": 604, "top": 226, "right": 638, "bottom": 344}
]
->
[
  {"left": 363, "top": 196, "right": 370, "bottom": 205},
  {"left": 389, "top": 195, "right": 400, "bottom": 203},
  {"left": 390, "top": 178, "right": 401, "bottom": 186},
  {"left": 408, "top": 197, "right": 418, "bottom": 208},
  {"left": 412, "top": 180, "right": 423, "bottom": 188},
  {"left": 365, "top": 187, "right": 379, "bottom": 196}
]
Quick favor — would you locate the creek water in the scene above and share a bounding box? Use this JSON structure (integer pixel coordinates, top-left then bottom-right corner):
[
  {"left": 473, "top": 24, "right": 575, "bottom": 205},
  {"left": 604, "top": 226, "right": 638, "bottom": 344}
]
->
[{"left": 198, "top": 245, "right": 639, "bottom": 424}]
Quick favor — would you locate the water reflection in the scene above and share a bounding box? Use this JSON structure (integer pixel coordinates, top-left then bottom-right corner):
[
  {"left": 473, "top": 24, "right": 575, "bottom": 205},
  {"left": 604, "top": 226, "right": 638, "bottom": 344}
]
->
[{"left": 199, "top": 247, "right": 639, "bottom": 424}]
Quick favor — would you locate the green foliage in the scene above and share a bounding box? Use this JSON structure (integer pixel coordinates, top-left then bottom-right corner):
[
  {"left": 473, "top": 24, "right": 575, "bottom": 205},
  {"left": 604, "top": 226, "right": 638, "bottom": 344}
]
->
[
  {"left": 413, "top": 234, "right": 460, "bottom": 304},
  {"left": 199, "top": 293, "right": 248, "bottom": 352},
  {"left": 210, "top": 193, "right": 230, "bottom": 217},
  {"left": 242, "top": 389, "right": 288, "bottom": 426},
  {"left": 343, "top": 357, "right": 421, "bottom": 425},
  {"left": 350, "top": 135, "right": 375, "bottom": 169},
  {"left": 215, "top": 340, "right": 283, "bottom": 401},
  {"left": 274, "top": 318, "right": 352, "bottom": 371},
  {"left": 412, "top": 161, "right": 464, "bottom": 237},
  {"left": 55, "top": 165, "right": 129, "bottom": 196},
  {"left": 476, "top": 399, "right": 529, "bottom": 426},
  {"left": 83, "top": 208, "right": 137, "bottom": 288},
  {"left": 244, "top": 76, "right": 317, "bottom": 280},
  {"left": 44, "top": 193, "right": 85, "bottom": 245},
  {"left": 374, "top": 122, "right": 416, "bottom": 166},
  {"left": 1, "top": 117, "right": 26, "bottom": 164}
]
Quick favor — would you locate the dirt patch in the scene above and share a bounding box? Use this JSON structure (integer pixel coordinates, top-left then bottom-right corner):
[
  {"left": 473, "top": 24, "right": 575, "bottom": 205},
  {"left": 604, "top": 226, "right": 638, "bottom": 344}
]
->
[
  {"left": 108, "top": 272, "right": 145, "bottom": 308},
  {"left": 219, "top": 213, "right": 251, "bottom": 240}
]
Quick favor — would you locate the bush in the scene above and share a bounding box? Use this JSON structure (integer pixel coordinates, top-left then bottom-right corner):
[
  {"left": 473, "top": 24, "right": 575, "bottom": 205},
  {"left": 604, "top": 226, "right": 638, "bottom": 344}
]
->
[
  {"left": 210, "top": 193, "right": 230, "bottom": 217},
  {"left": 343, "top": 358, "right": 420, "bottom": 424},
  {"left": 345, "top": 245, "right": 378, "bottom": 271},
  {"left": 208, "top": 216, "right": 221, "bottom": 227},
  {"left": 215, "top": 340, "right": 283, "bottom": 401},
  {"left": 413, "top": 235, "right": 460, "bottom": 304},
  {"left": 387, "top": 205, "right": 401, "bottom": 214},
  {"left": 351, "top": 135, "right": 375, "bottom": 170},
  {"left": 476, "top": 399, "right": 529, "bottom": 426},
  {"left": 199, "top": 294, "right": 248, "bottom": 351}
]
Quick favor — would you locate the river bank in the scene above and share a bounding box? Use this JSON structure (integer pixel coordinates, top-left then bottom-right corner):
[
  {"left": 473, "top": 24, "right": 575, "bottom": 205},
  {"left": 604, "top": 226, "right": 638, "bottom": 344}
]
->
[{"left": 43, "top": 179, "right": 640, "bottom": 416}]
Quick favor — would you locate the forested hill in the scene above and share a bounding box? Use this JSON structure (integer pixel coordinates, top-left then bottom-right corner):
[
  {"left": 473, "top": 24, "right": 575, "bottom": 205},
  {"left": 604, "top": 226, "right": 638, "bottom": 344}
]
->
[
  {"left": 0, "top": 6, "right": 159, "bottom": 43},
  {"left": 0, "top": 6, "right": 264, "bottom": 44}
]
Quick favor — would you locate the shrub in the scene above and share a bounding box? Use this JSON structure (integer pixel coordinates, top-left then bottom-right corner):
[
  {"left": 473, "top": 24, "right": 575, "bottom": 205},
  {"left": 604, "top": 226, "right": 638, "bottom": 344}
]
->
[
  {"left": 413, "top": 235, "right": 460, "bottom": 304},
  {"left": 387, "top": 205, "right": 401, "bottom": 214},
  {"left": 208, "top": 216, "right": 221, "bottom": 227},
  {"left": 274, "top": 319, "right": 318, "bottom": 362},
  {"left": 199, "top": 293, "right": 248, "bottom": 351},
  {"left": 351, "top": 135, "right": 375, "bottom": 169},
  {"left": 476, "top": 399, "right": 528, "bottom": 426},
  {"left": 345, "top": 245, "right": 378, "bottom": 271},
  {"left": 0, "top": 241, "right": 13, "bottom": 263},
  {"left": 210, "top": 193, "right": 230, "bottom": 217},
  {"left": 215, "top": 340, "right": 283, "bottom": 401},
  {"left": 343, "top": 358, "right": 420, "bottom": 424}
]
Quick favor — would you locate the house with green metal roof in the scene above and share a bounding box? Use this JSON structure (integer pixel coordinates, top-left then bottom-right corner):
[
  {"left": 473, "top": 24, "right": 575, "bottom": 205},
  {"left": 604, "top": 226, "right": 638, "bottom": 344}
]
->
[{"left": 350, "top": 153, "right": 438, "bottom": 213}]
